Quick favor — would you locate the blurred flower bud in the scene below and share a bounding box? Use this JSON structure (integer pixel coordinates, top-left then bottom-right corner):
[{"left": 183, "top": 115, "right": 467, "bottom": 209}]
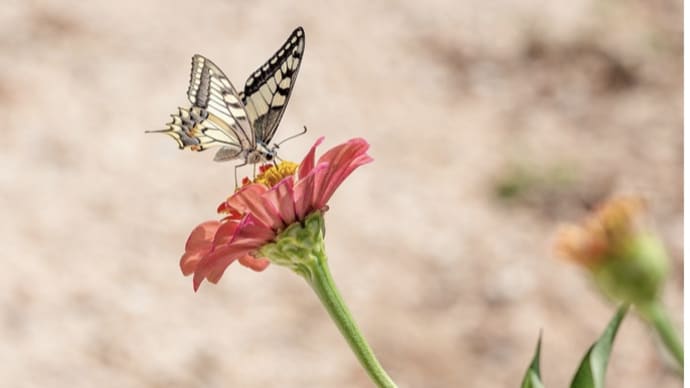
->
[{"left": 554, "top": 196, "right": 669, "bottom": 306}]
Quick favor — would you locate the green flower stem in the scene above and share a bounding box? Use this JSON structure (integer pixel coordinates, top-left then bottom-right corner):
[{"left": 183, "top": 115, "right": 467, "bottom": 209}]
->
[
  {"left": 638, "top": 301, "right": 684, "bottom": 370},
  {"left": 260, "top": 212, "right": 398, "bottom": 388},
  {"left": 306, "top": 254, "right": 398, "bottom": 388}
]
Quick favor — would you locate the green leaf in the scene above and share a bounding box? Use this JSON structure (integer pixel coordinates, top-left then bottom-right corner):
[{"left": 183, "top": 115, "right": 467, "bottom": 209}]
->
[
  {"left": 570, "top": 305, "right": 629, "bottom": 388},
  {"left": 521, "top": 333, "right": 545, "bottom": 388}
]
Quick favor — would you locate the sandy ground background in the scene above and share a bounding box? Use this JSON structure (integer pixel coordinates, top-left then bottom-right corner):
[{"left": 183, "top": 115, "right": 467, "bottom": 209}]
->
[{"left": 0, "top": 1, "right": 683, "bottom": 387}]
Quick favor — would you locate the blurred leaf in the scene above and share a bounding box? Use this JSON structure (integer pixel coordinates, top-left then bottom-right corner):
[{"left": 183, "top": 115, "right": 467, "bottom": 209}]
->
[
  {"left": 521, "top": 333, "right": 545, "bottom": 388},
  {"left": 494, "top": 165, "right": 537, "bottom": 200},
  {"left": 570, "top": 305, "right": 629, "bottom": 388},
  {"left": 492, "top": 162, "right": 578, "bottom": 202}
]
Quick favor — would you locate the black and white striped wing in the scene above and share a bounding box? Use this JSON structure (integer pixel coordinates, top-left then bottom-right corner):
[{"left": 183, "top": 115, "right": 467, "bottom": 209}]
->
[
  {"left": 241, "top": 27, "right": 305, "bottom": 146},
  {"left": 187, "top": 55, "right": 255, "bottom": 151}
]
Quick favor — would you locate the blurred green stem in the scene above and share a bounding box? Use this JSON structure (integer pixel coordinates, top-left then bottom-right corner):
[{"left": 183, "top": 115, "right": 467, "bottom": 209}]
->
[{"left": 638, "top": 301, "right": 683, "bottom": 371}]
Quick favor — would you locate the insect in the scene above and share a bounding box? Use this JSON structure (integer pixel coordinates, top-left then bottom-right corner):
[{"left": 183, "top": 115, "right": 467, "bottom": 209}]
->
[{"left": 148, "top": 27, "right": 306, "bottom": 181}]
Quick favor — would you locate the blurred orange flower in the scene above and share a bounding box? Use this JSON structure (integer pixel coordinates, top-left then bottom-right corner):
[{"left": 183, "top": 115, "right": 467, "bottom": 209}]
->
[
  {"left": 554, "top": 196, "right": 647, "bottom": 268},
  {"left": 180, "top": 137, "right": 373, "bottom": 290}
]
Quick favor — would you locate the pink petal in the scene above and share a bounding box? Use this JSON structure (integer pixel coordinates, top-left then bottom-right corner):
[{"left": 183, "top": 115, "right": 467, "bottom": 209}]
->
[
  {"left": 193, "top": 244, "right": 254, "bottom": 290},
  {"left": 184, "top": 220, "right": 221, "bottom": 252},
  {"left": 228, "top": 213, "right": 277, "bottom": 247},
  {"left": 317, "top": 138, "right": 368, "bottom": 166},
  {"left": 212, "top": 220, "right": 240, "bottom": 246},
  {"left": 315, "top": 156, "right": 372, "bottom": 209},
  {"left": 313, "top": 139, "right": 373, "bottom": 208},
  {"left": 263, "top": 177, "right": 297, "bottom": 226},
  {"left": 194, "top": 243, "right": 257, "bottom": 289},
  {"left": 219, "top": 184, "right": 265, "bottom": 217},
  {"left": 206, "top": 267, "right": 230, "bottom": 284},
  {"left": 238, "top": 255, "right": 271, "bottom": 271},
  {"left": 258, "top": 195, "right": 283, "bottom": 231},
  {"left": 180, "top": 221, "right": 221, "bottom": 276},
  {"left": 193, "top": 213, "right": 277, "bottom": 290},
  {"left": 227, "top": 184, "right": 281, "bottom": 228},
  {"left": 221, "top": 184, "right": 267, "bottom": 210},
  {"left": 297, "top": 136, "right": 325, "bottom": 179},
  {"left": 205, "top": 254, "right": 270, "bottom": 282},
  {"left": 294, "top": 163, "right": 329, "bottom": 219},
  {"left": 180, "top": 250, "right": 208, "bottom": 277}
]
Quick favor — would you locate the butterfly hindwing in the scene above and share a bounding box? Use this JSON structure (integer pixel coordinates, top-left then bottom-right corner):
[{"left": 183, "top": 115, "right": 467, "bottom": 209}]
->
[
  {"left": 151, "top": 106, "right": 244, "bottom": 154},
  {"left": 186, "top": 55, "right": 255, "bottom": 151},
  {"left": 241, "top": 26, "right": 305, "bottom": 146}
]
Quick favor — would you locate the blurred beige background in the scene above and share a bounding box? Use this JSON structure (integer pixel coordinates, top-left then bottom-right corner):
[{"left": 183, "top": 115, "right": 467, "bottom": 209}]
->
[{"left": 0, "top": 1, "right": 683, "bottom": 387}]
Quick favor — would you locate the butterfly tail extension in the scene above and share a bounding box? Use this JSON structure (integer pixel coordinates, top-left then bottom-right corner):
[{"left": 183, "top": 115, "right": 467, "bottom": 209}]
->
[{"left": 147, "top": 107, "right": 207, "bottom": 150}]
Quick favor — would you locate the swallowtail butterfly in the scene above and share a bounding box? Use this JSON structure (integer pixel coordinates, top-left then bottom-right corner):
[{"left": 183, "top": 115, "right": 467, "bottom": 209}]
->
[{"left": 148, "top": 27, "right": 305, "bottom": 168}]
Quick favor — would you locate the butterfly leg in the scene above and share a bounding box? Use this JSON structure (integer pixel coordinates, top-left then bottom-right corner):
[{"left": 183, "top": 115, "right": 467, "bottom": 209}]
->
[{"left": 234, "top": 161, "right": 249, "bottom": 189}]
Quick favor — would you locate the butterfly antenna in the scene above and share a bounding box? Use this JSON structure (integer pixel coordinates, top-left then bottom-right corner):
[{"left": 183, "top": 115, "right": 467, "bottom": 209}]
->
[{"left": 275, "top": 126, "right": 308, "bottom": 147}]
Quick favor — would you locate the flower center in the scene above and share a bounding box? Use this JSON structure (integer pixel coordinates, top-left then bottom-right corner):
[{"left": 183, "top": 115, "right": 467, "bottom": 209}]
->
[{"left": 242, "top": 161, "right": 299, "bottom": 188}]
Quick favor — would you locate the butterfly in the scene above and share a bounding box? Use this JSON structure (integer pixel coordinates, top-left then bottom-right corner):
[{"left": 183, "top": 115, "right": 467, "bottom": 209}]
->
[{"left": 148, "top": 26, "right": 305, "bottom": 172}]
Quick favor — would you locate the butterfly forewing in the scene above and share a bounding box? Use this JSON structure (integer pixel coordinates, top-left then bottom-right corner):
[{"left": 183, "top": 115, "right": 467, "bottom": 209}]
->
[{"left": 241, "top": 27, "right": 305, "bottom": 146}]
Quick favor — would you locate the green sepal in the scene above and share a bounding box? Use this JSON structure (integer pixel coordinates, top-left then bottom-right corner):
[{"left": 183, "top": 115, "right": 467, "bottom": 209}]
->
[
  {"left": 570, "top": 305, "right": 629, "bottom": 388},
  {"left": 258, "top": 211, "right": 326, "bottom": 280},
  {"left": 592, "top": 234, "right": 668, "bottom": 306}
]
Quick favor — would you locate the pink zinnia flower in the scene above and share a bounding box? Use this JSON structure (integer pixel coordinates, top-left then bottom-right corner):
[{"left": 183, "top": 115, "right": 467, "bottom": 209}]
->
[{"left": 180, "top": 137, "right": 373, "bottom": 290}]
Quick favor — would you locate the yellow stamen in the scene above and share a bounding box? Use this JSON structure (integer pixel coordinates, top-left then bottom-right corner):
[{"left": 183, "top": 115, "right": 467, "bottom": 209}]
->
[{"left": 253, "top": 161, "right": 299, "bottom": 187}]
